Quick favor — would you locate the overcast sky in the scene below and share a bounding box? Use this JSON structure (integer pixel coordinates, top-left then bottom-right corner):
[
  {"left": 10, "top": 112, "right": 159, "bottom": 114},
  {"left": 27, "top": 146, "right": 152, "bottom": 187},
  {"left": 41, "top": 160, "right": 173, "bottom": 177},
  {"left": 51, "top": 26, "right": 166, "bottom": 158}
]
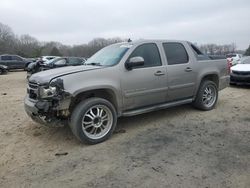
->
[{"left": 0, "top": 0, "right": 249, "bottom": 49}]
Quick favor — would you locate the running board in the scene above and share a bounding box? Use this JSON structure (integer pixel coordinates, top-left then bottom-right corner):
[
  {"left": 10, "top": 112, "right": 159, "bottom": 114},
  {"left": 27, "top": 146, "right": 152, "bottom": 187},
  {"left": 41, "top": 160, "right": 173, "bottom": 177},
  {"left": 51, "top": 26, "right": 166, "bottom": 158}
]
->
[{"left": 122, "top": 98, "right": 193, "bottom": 117}]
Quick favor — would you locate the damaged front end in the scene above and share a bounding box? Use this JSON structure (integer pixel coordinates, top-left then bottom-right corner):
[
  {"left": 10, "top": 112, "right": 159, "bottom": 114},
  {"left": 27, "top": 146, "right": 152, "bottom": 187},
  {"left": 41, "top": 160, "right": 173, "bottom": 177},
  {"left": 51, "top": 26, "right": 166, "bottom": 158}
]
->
[{"left": 25, "top": 78, "right": 72, "bottom": 127}]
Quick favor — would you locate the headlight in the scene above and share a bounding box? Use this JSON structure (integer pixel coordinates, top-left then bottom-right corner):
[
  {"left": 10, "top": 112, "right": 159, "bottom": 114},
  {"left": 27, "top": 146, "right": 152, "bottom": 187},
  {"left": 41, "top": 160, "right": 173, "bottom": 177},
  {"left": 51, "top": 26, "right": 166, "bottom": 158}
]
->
[{"left": 39, "top": 86, "right": 57, "bottom": 98}]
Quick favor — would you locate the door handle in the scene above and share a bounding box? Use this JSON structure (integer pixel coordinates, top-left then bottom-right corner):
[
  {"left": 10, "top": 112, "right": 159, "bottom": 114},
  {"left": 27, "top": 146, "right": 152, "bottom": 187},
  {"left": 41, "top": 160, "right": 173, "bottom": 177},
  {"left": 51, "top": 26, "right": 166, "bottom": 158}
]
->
[
  {"left": 185, "top": 67, "right": 192, "bottom": 72},
  {"left": 154, "top": 71, "right": 165, "bottom": 76}
]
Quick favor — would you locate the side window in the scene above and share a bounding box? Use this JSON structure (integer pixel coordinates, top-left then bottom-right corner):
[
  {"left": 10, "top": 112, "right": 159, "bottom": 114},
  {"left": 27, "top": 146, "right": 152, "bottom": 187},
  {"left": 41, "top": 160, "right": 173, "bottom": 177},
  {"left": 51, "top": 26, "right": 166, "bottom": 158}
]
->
[
  {"left": 54, "top": 59, "right": 66, "bottom": 65},
  {"left": 1, "top": 56, "right": 12, "bottom": 61},
  {"left": 12, "top": 56, "right": 23, "bottom": 61},
  {"left": 128, "top": 43, "right": 162, "bottom": 68},
  {"left": 163, "top": 43, "right": 189, "bottom": 65},
  {"left": 77, "top": 58, "right": 84, "bottom": 64},
  {"left": 68, "top": 58, "right": 82, "bottom": 65}
]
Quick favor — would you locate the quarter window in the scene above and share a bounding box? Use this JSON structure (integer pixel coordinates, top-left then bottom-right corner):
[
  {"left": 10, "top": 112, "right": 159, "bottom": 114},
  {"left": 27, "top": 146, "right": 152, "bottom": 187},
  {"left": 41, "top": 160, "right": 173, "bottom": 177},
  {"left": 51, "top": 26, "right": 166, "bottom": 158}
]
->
[
  {"left": 128, "top": 43, "right": 162, "bottom": 68},
  {"left": 163, "top": 43, "right": 189, "bottom": 65},
  {"left": 190, "top": 44, "right": 203, "bottom": 55}
]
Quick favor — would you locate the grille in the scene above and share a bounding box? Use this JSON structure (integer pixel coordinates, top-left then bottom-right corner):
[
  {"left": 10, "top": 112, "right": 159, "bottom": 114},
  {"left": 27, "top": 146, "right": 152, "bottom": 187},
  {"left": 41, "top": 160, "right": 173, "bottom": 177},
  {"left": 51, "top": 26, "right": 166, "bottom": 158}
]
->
[
  {"left": 29, "top": 82, "right": 38, "bottom": 89},
  {"left": 232, "top": 71, "right": 250, "bottom": 75},
  {"left": 28, "top": 82, "right": 39, "bottom": 100}
]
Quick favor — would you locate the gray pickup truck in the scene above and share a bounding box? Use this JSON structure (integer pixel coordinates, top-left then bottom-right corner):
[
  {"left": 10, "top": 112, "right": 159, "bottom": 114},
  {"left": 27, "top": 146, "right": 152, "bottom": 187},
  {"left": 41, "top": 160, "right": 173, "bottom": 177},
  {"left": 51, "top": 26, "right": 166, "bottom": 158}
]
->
[{"left": 24, "top": 40, "right": 230, "bottom": 144}]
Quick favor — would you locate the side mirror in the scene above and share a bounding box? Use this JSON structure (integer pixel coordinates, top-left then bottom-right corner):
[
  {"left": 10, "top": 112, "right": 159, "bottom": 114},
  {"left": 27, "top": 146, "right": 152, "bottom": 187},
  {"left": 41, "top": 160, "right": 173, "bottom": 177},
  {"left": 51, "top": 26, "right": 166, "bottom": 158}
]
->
[{"left": 125, "top": 56, "right": 144, "bottom": 70}]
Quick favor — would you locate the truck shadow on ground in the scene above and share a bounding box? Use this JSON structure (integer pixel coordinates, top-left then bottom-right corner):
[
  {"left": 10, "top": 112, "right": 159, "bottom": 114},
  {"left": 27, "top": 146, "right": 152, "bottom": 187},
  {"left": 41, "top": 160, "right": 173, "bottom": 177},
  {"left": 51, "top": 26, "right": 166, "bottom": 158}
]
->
[
  {"left": 28, "top": 104, "right": 196, "bottom": 146},
  {"left": 116, "top": 104, "right": 194, "bottom": 132},
  {"left": 229, "top": 84, "right": 250, "bottom": 89}
]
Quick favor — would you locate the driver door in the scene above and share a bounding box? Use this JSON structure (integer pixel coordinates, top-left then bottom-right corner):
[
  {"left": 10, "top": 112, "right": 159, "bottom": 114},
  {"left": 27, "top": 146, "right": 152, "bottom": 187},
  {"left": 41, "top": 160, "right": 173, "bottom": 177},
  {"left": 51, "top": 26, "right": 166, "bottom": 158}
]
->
[{"left": 121, "top": 43, "right": 167, "bottom": 110}]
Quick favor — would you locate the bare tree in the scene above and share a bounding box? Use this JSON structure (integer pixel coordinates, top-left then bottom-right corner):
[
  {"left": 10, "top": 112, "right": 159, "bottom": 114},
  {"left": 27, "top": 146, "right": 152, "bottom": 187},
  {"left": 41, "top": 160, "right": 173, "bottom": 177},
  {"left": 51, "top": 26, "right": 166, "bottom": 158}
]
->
[
  {"left": 198, "top": 43, "right": 238, "bottom": 55},
  {"left": 0, "top": 22, "right": 16, "bottom": 54},
  {"left": 17, "top": 34, "right": 41, "bottom": 57}
]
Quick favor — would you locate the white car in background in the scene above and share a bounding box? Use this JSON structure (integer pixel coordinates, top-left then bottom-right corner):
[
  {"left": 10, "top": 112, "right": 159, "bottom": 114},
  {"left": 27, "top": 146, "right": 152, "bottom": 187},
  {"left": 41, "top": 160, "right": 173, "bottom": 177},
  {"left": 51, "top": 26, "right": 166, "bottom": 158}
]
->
[
  {"left": 41, "top": 56, "right": 59, "bottom": 63},
  {"left": 230, "top": 56, "right": 250, "bottom": 85},
  {"left": 226, "top": 53, "right": 242, "bottom": 66}
]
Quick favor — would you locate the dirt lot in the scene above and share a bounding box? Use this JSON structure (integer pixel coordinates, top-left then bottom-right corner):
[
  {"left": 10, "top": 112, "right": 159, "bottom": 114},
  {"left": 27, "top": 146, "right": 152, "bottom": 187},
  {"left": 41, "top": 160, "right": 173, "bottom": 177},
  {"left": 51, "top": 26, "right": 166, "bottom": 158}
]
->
[{"left": 0, "top": 71, "right": 250, "bottom": 188}]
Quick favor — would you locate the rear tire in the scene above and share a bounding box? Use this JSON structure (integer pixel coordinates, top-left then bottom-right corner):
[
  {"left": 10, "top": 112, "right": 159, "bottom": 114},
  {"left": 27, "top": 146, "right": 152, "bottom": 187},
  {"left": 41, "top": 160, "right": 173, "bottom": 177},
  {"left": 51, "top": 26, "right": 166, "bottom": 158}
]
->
[
  {"left": 69, "top": 97, "right": 117, "bottom": 144},
  {"left": 193, "top": 80, "right": 218, "bottom": 111}
]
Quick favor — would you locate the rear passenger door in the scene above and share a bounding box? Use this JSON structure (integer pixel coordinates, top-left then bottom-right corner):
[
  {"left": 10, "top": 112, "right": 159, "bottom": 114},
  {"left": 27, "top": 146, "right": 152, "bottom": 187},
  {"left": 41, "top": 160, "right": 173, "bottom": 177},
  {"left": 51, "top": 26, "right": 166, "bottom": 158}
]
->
[
  {"left": 121, "top": 43, "right": 168, "bottom": 110},
  {"left": 163, "top": 42, "right": 196, "bottom": 101},
  {"left": 12, "top": 55, "right": 25, "bottom": 69}
]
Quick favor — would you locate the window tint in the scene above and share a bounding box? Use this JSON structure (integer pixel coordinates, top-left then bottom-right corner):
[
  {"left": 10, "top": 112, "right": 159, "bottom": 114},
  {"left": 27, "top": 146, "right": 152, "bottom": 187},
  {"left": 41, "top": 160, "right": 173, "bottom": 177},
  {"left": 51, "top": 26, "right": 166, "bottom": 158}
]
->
[
  {"left": 12, "top": 56, "right": 23, "bottom": 61},
  {"left": 1, "top": 55, "right": 12, "bottom": 61},
  {"left": 68, "top": 58, "right": 83, "bottom": 65},
  {"left": 129, "top": 43, "right": 162, "bottom": 68},
  {"left": 163, "top": 43, "right": 189, "bottom": 65}
]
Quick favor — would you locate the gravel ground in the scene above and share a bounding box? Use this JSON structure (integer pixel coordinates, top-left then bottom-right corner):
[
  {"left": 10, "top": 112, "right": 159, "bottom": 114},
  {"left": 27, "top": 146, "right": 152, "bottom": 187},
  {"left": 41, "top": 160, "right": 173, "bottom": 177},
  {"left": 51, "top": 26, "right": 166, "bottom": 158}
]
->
[{"left": 0, "top": 71, "right": 250, "bottom": 188}]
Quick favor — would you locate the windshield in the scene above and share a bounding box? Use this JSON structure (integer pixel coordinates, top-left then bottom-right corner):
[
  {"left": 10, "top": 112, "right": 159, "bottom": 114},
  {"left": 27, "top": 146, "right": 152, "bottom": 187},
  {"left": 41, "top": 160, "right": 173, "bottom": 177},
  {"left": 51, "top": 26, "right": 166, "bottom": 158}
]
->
[{"left": 85, "top": 44, "right": 129, "bottom": 66}]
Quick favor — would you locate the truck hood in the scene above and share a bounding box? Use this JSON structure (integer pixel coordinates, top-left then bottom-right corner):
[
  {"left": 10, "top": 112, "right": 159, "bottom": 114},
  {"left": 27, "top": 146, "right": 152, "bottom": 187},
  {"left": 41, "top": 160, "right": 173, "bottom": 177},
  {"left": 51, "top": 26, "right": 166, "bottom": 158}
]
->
[
  {"left": 29, "top": 65, "right": 101, "bottom": 84},
  {"left": 231, "top": 64, "right": 250, "bottom": 72}
]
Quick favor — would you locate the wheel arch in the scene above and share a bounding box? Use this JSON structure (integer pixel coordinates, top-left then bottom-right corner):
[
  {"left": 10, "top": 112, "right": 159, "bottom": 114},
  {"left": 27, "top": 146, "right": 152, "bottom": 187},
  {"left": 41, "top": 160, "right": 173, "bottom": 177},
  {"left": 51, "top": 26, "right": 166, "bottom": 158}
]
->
[
  {"left": 69, "top": 88, "right": 120, "bottom": 115},
  {"left": 200, "top": 74, "right": 219, "bottom": 87},
  {"left": 194, "top": 73, "right": 219, "bottom": 99}
]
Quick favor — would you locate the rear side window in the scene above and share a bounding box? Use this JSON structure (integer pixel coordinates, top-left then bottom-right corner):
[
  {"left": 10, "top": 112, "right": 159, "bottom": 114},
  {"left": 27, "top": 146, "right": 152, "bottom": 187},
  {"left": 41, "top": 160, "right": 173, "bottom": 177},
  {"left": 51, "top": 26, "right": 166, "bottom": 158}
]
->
[
  {"left": 190, "top": 44, "right": 203, "bottom": 55},
  {"left": 128, "top": 43, "right": 162, "bottom": 68},
  {"left": 12, "top": 56, "right": 23, "bottom": 61},
  {"left": 163, "top": 43, "right": 189, "bottom": 65},
  {"left": 190, "top": 43, "right": 211, "bottom": 60},
  {"left": 1, "top": 56, "right": 12, "bottom": 61}
]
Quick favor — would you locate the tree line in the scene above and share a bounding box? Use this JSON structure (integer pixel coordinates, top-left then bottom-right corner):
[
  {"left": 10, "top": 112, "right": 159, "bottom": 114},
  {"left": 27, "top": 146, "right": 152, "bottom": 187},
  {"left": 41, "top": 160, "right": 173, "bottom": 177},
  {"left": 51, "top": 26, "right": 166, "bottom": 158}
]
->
[
  {"left": 1, "top": 22, "right": 249, "bottom": 58},
  {"left": 0, "top": 22, "right": 124, "bottom": 58}
]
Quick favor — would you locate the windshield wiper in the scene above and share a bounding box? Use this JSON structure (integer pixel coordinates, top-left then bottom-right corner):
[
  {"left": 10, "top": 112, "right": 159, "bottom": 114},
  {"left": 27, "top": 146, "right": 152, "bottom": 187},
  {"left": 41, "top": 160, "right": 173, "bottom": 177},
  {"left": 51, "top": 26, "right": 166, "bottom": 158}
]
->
[{"left": 85, "top": 62, "right": 102, "bottom": 66}]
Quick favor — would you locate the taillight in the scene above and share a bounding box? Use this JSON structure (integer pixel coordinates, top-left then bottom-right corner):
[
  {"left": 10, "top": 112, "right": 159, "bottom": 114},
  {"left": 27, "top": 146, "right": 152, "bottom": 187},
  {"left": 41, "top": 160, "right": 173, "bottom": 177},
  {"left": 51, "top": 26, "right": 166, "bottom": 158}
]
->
[{"left": 227, "top": 59, "right": 232, "bottom": 74}]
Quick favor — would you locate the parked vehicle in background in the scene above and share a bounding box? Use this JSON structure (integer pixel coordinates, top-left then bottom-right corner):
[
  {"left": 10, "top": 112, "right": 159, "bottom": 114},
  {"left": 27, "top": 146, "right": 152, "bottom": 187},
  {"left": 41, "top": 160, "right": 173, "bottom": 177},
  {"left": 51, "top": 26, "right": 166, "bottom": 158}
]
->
[
  {"left": 40, "top": 57, "right": 86, "bottom": 70},
  {"left": 0, "top": 64, "right": 8, "bottom": 74},
  {"left": 26, "top": 58, "right": 38, "bottom": 63},
  {"left": 209, "top": 55, "right": 226, "bottom": 60},
  {"left": 0, "top": 54, "right": 32, "bottom": 70},
  {"left": 27, "top": 57, "right": 86, "bottom": 78},
  {"left": 41, "top": 56, "right": 58, "bottom": 63},
  {"left": 226, "top": 53, "right": 242, "bottom": 66},
  {"left": 230, "top": 56, "right": 250, "bottom": 85},
  {"left": 24, "top": 40, "right": 229, "bottom": 144}
]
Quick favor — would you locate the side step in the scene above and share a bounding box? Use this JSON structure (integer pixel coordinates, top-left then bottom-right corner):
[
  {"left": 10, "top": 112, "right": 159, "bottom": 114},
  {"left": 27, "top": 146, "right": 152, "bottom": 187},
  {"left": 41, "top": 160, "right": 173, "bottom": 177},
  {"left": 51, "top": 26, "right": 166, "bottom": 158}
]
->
[{"left": 122, "top": 98, "right": 193, "bottom": 117}]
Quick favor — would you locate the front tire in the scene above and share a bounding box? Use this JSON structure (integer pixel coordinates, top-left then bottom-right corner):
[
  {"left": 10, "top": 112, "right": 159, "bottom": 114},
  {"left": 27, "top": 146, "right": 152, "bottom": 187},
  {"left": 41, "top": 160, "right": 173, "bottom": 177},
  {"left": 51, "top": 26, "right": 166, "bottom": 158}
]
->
[
  {"left": 69, "top": 97, "right": 117, "bottom": 144},
  {"left": 193, "top": 80, "right": 218, "bottom": 111}
]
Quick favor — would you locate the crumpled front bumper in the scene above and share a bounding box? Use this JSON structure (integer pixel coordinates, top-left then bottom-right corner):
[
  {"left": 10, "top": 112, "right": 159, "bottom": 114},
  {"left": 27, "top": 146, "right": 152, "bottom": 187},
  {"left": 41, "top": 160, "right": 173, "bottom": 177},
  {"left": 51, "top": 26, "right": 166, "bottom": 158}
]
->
[
  {"left": 24, "top": 95, "right": 64, "bottom": 126},
  {"left": 24, "top": 95, "right": 46, "bottom": 124}
]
